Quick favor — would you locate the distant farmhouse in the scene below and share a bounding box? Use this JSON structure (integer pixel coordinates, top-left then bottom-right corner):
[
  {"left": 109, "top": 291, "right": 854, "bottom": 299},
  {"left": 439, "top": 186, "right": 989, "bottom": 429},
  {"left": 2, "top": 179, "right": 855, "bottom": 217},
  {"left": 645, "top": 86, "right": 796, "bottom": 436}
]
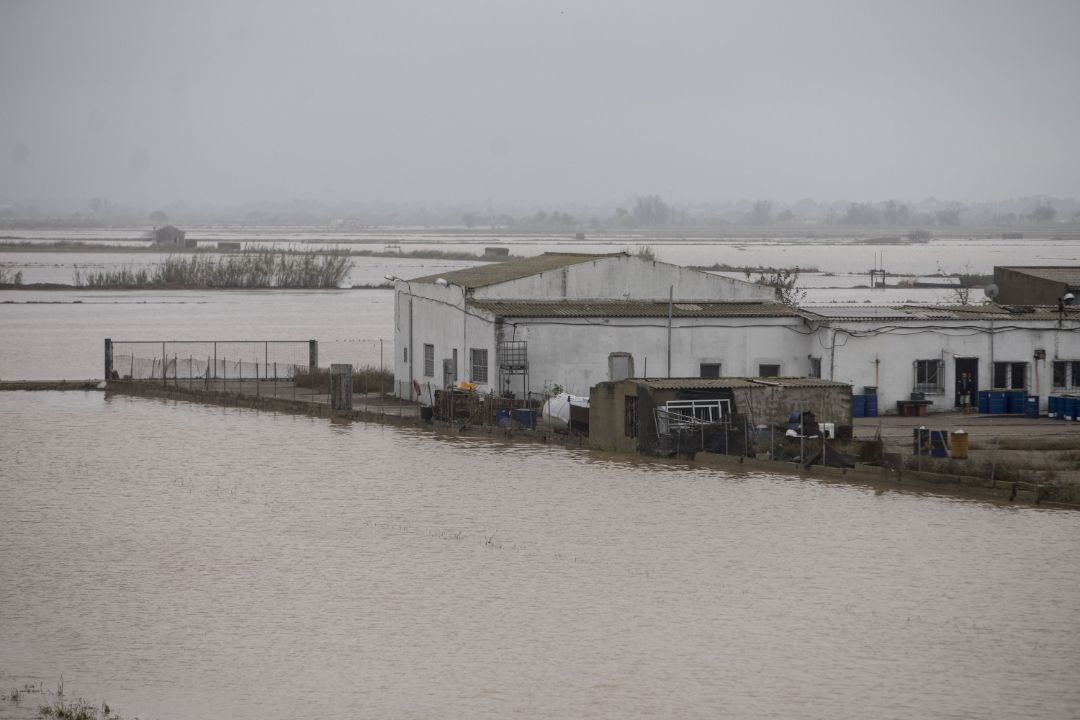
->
[
  {"left": 150, "top": 225, "right": 195, "bottom": 248},
  {"left": 390, "top": 252, "right": 1080, "bottom": 414}
]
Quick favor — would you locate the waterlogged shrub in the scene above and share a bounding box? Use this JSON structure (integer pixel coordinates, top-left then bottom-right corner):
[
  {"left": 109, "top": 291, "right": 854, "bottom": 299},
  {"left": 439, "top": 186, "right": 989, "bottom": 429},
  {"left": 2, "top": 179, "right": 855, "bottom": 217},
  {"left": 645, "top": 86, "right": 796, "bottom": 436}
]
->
[{"left": 73, "top": 251, "right": 352, "bottom": 289}]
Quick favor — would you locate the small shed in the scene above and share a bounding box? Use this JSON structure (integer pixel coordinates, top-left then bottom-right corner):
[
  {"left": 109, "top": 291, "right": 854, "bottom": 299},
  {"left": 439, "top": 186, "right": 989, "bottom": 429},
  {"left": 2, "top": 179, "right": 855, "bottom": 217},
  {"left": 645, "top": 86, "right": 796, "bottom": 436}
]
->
[
  {"left": 589, "top": 377, "right": 852, "bottom": 455},
  {"left": 483, "top": 246, "right": 510, "bottom": 259},
  {"left": 152, "top": 225, "right": 194, "bottom": 248}
]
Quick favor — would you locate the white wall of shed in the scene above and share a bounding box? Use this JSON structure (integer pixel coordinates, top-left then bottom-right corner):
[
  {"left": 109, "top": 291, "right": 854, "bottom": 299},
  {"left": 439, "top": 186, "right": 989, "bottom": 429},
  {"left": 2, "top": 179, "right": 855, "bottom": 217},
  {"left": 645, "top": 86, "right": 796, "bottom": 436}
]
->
[{"left": 511, "top": 316, "right": 814, "bottom": 397}]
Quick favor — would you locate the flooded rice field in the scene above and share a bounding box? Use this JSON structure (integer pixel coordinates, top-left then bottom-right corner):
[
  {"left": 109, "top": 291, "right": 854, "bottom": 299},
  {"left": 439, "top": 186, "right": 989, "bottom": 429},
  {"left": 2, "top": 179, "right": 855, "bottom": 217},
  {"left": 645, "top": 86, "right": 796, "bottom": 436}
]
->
[
  {"left": 2, "top": 391, "right": 1079, "bottom": 719},
  {"left": 0, "top": 289, "right": 395, "bottom": 381},
  {"left": 4, "top": 230, "right": 1080, "bottom": 280},
  {"left": 3, "top": 229, "right": 1080, "bottom": 718}
]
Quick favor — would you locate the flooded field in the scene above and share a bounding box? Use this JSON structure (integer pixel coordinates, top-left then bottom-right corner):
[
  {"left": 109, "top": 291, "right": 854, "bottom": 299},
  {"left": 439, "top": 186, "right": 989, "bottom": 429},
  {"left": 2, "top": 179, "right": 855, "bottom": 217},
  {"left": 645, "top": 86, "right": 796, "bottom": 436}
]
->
[
  {"left": 3, "top": 229, "right": 1080, "bottom": 280},
  {"left": 3, "top": 228, "right": 1080, "bottom": 719},
  {"left": 0, "top": 289, "right": 395, "bottom": 381},
  {"left": 2, "top": 391, "right": 1079, "bottom": 719}
]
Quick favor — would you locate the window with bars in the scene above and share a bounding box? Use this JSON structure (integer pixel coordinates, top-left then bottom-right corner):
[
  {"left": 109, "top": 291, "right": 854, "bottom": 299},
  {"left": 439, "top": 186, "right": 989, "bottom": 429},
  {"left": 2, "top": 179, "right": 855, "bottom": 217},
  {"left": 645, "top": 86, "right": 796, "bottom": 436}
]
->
[
  {"left": 809, "top": 357, "right": 822, "bottom": 379},
  {"left": 758, "top": 363, "right": 781, "bottom": 378},
  {"left": 993, "top": 361, "right": 1029, "bottom": 390},
  {"left": 700, "top": 363, "right": 721, "bottom": 378},
  {"left": 470, "top": 348, "right": 488, "bottom": 384},
  {"left": 1052, "top": 360, "right": 1080, "bottom": 389},
  {"left": 423, "top": 344, "right": 434, "bottom": 377},
  {"left": 913, "top": 359, "right": 944, "bottom": 394}
]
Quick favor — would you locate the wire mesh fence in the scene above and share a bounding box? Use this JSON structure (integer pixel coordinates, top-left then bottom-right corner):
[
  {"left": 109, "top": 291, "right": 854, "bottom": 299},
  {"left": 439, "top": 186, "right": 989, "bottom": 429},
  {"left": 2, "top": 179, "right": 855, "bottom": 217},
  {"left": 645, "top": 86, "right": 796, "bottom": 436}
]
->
[{"left": 107, "top": 340, "right": 317, "bottom": 381}]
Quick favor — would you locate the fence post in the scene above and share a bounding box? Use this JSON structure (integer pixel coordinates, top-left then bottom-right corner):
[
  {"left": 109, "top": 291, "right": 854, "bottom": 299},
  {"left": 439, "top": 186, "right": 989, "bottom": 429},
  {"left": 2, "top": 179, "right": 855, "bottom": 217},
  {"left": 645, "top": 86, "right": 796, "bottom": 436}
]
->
[
  {"left": 104, "top": 338, "right": 113, "bottom": 380},
  {"left": 309, "top": 340, "right": 319, "bottom": 375},
  {"left": 162, "top": 342, "right": 167, "bottom": 387},
  {"left": 330, "top": 363, "right": 354, "bottom": 412},
  {"left": 265, "top": 342, "right": 269, "bottom": 380},
  {"left": 213, "top": 342, "right": 218, "bottom": 379}
]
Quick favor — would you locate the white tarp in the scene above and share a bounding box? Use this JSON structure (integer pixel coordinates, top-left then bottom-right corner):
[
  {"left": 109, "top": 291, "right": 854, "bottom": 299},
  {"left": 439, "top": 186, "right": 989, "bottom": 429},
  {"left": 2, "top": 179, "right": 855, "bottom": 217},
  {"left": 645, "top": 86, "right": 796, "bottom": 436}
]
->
[{"left": 541, "top": 392, "right": 589, "bottom": 430}]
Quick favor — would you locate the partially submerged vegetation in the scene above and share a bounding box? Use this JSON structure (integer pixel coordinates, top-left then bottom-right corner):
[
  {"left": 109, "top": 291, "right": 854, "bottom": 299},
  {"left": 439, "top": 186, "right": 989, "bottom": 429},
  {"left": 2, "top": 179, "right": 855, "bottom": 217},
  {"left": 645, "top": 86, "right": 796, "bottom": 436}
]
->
[
  {"left": 2, "top": 676, "right": 122, "bottom": 720},
  {"left": 693, "top": 261, "right": 821, "bottom": 274},
  {"left": 0, "top": 265, "right": 24, "bottom": 284},
  {"left": 72, "top": 250, "right": 352, "bottom": 289},
  {"left": 294, "top": 365, "right": 395, "bottom": 393}
]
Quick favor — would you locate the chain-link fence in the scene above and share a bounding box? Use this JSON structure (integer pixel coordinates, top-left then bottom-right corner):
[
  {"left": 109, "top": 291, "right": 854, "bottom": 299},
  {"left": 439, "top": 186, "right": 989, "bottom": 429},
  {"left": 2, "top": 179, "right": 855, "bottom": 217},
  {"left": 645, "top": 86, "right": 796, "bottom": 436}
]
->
[{"left": 106, "top": 339, "right": 317, "bottom": 381}]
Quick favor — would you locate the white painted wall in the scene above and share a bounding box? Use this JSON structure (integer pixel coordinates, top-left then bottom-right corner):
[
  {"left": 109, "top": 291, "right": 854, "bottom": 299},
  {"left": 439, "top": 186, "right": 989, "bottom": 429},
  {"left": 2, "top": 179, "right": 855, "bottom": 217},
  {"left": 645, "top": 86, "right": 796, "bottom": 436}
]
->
[
  {"left": 471, "top": 255, "right": 773, "bottom": 302},
  {"left": 392, "top": 279, "right": 501, "bottom": 400},
  {"left": 818, "top": 320, "right": 1080, "bottom": 412},
  {"left": 497, "top": 316, "right": 813, "bottom": 397}
]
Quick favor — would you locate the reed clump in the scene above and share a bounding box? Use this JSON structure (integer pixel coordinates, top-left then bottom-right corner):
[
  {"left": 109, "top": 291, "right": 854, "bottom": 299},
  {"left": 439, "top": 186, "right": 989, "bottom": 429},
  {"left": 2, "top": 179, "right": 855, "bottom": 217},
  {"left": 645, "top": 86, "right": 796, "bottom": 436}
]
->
[
  {"left": 72, "top": 250, "right": 352, "bottom": 289},
  {"left": 38, "top": 699, "right": 120, "bottom": 720}
]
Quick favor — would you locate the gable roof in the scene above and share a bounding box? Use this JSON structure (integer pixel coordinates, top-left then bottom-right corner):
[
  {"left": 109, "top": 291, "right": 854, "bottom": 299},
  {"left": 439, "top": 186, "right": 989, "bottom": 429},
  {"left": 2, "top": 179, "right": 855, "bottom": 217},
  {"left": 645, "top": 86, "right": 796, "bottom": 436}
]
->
[
  {"left": 467, "top": 299, "right": 801, "bottom": 318},
  {"left": 409, "top": 252, "right": 624, "bottom": 289},
  {"left": 997, "top": 266, "right": 1080, "bottom": 288}
]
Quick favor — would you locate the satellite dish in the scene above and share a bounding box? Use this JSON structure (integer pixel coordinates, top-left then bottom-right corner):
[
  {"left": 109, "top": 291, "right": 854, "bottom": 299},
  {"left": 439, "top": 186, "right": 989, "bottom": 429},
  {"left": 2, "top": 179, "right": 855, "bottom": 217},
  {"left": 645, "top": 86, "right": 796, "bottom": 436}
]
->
[{"left": 983, "top": 283, "right": 999, "bottom": 300}]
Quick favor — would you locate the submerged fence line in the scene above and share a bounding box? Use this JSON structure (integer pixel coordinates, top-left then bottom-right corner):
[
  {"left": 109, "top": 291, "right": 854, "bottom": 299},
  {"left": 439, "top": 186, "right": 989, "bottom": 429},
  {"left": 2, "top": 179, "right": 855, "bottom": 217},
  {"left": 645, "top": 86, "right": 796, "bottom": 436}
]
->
[{"left": 106, "top": 339, "right": 319, "bottom": 381}]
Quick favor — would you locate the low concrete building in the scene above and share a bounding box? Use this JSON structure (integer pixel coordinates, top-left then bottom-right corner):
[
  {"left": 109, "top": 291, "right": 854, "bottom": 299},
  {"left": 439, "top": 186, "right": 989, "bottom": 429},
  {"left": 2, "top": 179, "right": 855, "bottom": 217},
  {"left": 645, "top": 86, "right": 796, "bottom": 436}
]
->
[
  {"left": 814, "top": 304, "right": 1080, "bottom": 412},
  {"left": 590, "top": 377, "right": 852, "bottom": 454},
  {"left": 390, "top": 252, "right": 776, "bottom": 401},
  {"left": 390, "top": 253, "right": 1080, "bottom": 415},
  {"left": 994, "top": 266, "right": 1080, "bottom": 305}
]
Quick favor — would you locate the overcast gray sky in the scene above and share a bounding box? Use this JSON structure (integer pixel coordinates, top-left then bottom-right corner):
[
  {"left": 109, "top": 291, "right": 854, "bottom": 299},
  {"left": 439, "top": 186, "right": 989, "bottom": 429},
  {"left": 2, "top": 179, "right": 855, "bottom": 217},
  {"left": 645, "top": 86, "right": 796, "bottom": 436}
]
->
[{"left": 2, "top": 0, "right": 1078, "bottom": 208}]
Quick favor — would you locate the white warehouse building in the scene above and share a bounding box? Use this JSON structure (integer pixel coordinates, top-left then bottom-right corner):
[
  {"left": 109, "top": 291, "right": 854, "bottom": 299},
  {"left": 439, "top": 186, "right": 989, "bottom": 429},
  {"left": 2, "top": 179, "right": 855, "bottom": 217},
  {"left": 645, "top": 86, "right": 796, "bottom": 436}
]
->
[{"left": 390, "top": 253, "right": 1080, "bottom": 413}]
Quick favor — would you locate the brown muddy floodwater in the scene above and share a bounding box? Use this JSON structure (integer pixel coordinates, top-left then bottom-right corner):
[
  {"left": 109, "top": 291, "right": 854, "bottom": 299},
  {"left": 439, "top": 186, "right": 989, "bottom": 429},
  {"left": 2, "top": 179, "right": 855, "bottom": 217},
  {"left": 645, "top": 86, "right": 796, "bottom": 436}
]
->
[{"left": 2, "top": 391, "right": 1079, "bottom": 719}]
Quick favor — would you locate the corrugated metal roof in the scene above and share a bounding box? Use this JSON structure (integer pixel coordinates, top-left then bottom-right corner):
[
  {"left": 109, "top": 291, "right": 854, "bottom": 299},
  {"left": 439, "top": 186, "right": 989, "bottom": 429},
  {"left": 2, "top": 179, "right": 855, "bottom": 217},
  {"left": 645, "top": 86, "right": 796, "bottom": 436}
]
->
[
  {"left": 806, "top": 304, "right": 1074, "bottom": 322},
  {"left": 409, "top": 252, "right": 624, "bottom": 288},
  {"left": 998, "top": 266, "right": 1080, "bottom": 288},
  {"left": 628, "top": 377, "right": 852, "bottom": 390},
  {"left": 467, "top": 299, "right": 804, "bottom": 318}
]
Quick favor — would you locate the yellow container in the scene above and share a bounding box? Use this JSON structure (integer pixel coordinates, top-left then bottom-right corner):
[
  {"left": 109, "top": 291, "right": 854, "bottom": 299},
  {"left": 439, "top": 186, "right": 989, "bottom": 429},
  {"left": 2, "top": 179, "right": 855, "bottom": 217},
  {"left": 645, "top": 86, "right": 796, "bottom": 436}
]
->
[{"left": 950, "top": 430, "right": 969, "bottom": 459}]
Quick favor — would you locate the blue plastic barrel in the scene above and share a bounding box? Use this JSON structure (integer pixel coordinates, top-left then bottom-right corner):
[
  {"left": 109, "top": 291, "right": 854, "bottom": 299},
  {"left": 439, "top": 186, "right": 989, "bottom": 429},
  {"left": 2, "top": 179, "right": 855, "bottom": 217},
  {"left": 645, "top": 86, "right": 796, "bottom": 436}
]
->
[
  {"left": 978, "top": 390, "right": 991, "bottom": 414},
  {"left": 513, "top": 408, "right": 536, "bottom": 428},
  {"left": 1008, "top": 390, "right": 1026, "bottom": 414},
  {"left": 1048, "top": 395, "right": 1058, "bottom": 419},
  {"left": 852, "top": 394, "right": 866, "bottom": 418},
  {"left": 496, "top": 409, "right": 512, "bottom": 427},
  {"left": 1024, "top": 396, "right": 1039, "bottom": 418},
  {"left": 930, "top": 430, "right": 950, "bottom": 458},
  {"left": 1066, "top": 397, "right": 1077, "bottom": 421},
  {"left": 865, "top": 395, "right": 878, "bottom": 417},
  {"left": 988, "top": 392, "right": 1008, "bottom": 414}
]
